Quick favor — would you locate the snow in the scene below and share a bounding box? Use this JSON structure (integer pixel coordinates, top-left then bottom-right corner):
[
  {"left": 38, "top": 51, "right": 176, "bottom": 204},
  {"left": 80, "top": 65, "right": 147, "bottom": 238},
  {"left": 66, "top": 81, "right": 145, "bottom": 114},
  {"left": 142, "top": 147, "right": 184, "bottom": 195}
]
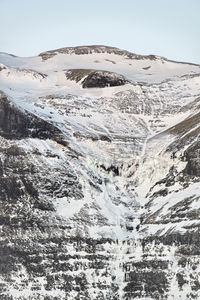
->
[{"left": 54, "top": 197, "right": 87, "bottom": 218}]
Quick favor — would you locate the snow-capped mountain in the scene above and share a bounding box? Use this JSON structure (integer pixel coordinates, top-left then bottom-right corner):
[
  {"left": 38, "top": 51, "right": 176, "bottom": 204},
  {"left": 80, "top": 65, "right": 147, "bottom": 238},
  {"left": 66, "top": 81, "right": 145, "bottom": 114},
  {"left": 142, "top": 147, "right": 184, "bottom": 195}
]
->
[{"left": 0, "top": 45, "right": 200, "bottom": 299}]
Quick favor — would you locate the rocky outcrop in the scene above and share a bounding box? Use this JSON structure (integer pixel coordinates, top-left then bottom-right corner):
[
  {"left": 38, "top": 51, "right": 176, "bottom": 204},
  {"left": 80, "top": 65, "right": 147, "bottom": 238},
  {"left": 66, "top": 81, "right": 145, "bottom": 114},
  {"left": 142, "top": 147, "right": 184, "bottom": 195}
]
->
[
  {"left": 0, "top": 93, "right": 68, "bottom": 146},
  {"left": 39, "top": 45, "right": 158, "bottom": 61},
  {"left": 65, "top": 69, "right": 128, "bottom": 88},
  {"left": 184, "top": 141, "right": 200, "bottom": 176},
  {"left": 0, "top": 94, "right": 30, "bottom": 138},
  {"left": 82, "top": 70, "right": 128, "bottom": 88}
]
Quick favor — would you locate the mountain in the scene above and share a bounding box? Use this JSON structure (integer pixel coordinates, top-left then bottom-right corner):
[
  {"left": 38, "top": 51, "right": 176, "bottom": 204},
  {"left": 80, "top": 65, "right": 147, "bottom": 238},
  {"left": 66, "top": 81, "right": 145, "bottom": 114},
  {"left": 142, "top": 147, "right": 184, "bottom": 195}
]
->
[{"left": 0, "top": 45, "right": 200, "bottom": 300}]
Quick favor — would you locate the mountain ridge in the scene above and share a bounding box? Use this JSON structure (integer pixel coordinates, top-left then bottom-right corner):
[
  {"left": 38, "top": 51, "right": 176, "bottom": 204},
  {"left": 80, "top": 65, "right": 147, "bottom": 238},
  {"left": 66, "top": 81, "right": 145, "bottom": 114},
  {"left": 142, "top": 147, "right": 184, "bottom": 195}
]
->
[{"left": 1, "top": 44, "right": 200, "bottom": 66}]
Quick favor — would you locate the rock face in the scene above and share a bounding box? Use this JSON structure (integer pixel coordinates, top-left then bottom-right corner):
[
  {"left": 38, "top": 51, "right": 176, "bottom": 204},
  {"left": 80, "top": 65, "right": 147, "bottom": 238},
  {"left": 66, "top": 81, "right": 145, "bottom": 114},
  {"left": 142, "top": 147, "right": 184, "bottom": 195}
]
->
[
  {"left": 65, "top": 69, "right": 128, "bottom": 88},
  {"left": 0, "top": 95, "right": 29, "bottom": 138},
  {"left": 0, "top": 46, "right": 200, "bottom": 299},
  {"left": 82, "top": 70, "right": 127, "bottom": 88},
  {"left": 184, "top": 141, "right": 200, "bottom": 176}
]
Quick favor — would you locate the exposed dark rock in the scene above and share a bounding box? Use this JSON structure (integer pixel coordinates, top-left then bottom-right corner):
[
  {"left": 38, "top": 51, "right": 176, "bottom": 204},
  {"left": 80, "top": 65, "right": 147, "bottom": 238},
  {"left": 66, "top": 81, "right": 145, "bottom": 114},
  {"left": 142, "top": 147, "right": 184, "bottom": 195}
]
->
[
  {"left": 0, "top": 95, "right": 30, "bottom": 138},
  {"left": 0, "top": 64, "right": 6, "bottom": 71},
  {"left": 99, "top": 164, "right": 120, "bottom": 176},
  {"left": 176, "top": 273, "right": 188, "bottom": 288},
  {"left": 65, "top": 68, "right": 128, "bottom": 88},
  {"left": 124, "top": 271, "right": 168, "bottom": 298},
  {"left": 184, "top": 141, "right": 200, "bottom": 176},
  {"left": 0, "top": 93, "right": 69, "bottom": 147},
  {"left": 39, "top": 45, "right": 158, "bottom": 61},
  {"left": 82, "top": 70, "right": 128, "bottom": 88}
]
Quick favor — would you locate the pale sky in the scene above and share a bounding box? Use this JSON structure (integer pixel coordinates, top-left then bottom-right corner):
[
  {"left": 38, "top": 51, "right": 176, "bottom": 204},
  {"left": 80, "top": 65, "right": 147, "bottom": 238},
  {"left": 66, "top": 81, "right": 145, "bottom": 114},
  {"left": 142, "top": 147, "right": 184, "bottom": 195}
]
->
[{"left": 0, "top": 0, "right": 199, "bottom": 63}]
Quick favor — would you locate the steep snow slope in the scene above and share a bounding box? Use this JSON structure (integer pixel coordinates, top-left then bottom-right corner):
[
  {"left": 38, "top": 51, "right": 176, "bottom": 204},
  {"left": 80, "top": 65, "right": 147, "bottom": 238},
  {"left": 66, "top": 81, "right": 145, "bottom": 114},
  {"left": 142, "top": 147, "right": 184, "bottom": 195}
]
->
[{"left": 0, "top": 45, "right": 200, "bottom": 299}]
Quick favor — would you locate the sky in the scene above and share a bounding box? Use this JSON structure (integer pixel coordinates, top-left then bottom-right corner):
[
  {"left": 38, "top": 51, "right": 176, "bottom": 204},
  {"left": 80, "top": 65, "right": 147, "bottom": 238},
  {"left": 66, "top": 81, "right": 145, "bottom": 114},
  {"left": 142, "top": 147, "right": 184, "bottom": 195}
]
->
[{"left": 0, "top": 0, "right": 199, "bottom": 63}]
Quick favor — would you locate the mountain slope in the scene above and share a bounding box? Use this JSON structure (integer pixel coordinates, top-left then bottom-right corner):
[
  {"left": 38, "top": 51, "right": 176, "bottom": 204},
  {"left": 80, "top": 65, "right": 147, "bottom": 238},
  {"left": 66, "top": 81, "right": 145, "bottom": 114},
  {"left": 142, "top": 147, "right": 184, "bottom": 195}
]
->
[{"left": 0, "top": 45, "right": 200, "bottom": 299}]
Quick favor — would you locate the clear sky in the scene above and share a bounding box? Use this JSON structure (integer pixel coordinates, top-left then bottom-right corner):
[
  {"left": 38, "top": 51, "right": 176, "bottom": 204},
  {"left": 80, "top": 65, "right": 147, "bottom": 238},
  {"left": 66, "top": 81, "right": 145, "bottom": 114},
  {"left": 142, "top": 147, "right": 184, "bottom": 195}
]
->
[{"left": 0, "top": 0, "right": 199, "bottom": 63}]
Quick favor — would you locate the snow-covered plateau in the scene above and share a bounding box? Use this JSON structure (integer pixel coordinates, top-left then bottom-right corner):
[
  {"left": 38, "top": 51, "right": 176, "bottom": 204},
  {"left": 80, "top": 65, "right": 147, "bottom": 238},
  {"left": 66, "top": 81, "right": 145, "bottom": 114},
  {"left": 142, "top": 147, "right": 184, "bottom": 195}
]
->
[{"left": 0, "top": 45, "right": 200, "bottom": 299}]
